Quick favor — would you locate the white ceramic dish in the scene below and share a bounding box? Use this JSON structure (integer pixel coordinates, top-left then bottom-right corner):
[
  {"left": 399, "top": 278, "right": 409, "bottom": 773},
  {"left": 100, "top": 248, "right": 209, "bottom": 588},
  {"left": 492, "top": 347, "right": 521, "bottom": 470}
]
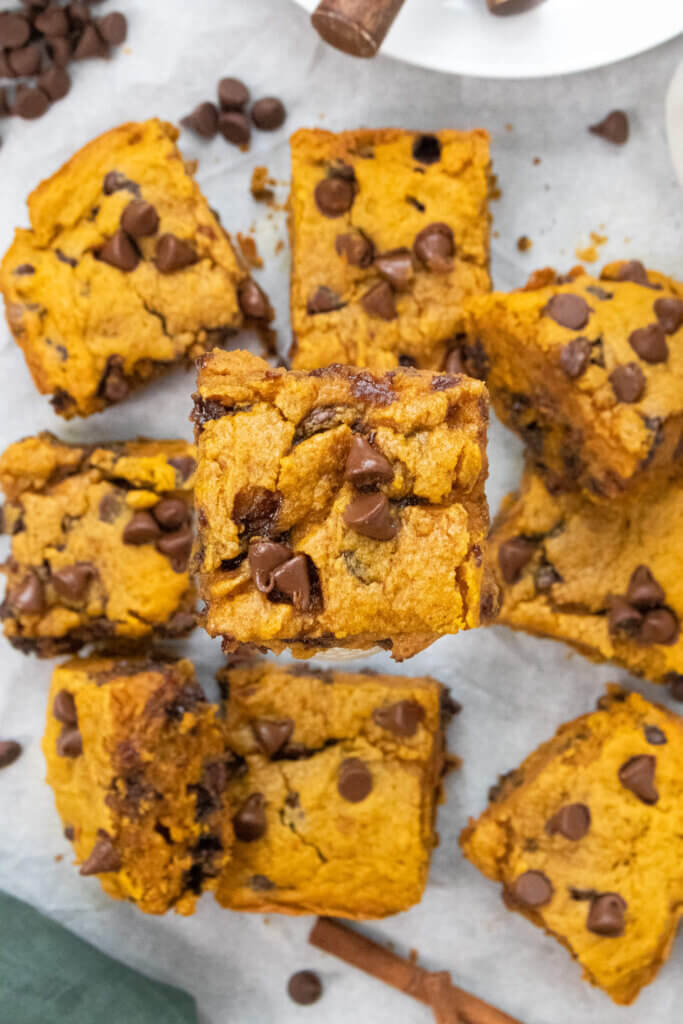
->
[{"left": 294, "top": 0, "right": 683, "bottom": 79}]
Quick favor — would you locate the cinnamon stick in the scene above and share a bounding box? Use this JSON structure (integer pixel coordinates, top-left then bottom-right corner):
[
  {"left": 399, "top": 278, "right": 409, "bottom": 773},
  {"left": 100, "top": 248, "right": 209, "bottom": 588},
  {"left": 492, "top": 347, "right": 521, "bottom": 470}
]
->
[
  {"left": 311, "top": 0, "right": 406, "bottom": 58},
  {"left": 309, "top": 918, "right": 524, "bottom": 1024}
]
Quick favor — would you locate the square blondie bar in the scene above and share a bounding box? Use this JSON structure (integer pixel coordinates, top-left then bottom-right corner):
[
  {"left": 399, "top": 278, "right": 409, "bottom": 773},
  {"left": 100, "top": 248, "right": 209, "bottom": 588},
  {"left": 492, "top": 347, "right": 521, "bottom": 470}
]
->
[
  {"left": 0, "top": 119, "right": 271, "bottom": 418},
  {"left": 465, "top": 261, "right": 683, "bottom": 497},
  {"left": 0, "top": 432, "right": 196, "bottom": 655},
  {"left": 461, "top": 688, "right": 683, "bottom": 1004},
  {"left": 289, "top": 128, "right": 491, "bottom": 373},
  {"left": 193, "top": 350, "right": 492, "bottom": 660}
]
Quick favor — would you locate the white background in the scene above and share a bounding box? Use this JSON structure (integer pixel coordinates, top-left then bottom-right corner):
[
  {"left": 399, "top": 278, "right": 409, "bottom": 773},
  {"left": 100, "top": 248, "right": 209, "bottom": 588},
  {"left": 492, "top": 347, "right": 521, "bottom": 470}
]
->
[{"left": 0, "top": 3, "right": 681, "bottom": 1023}]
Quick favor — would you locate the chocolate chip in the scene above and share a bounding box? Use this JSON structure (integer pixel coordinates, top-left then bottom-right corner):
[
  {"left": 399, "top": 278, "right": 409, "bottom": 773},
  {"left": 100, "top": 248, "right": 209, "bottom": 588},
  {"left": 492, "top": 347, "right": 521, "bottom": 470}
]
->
[
  {"left": 234, "top": 487, "right": 281, "bottom": 536},
  {"left": 644, "top": 725, "right": 667, "bottom": 746},
  {"left": 121, "top": 199, "right": 160, "bottom": 238},
  {"left": 97, "top": 12, "right": 127, "bottom": 45},
  {"left": 589, "top": 110, "right": 629, "bottom": 145},
  {"left": 0, "top": 740, "right": 21, "bottom": 770},
  {"left": 238, "top": 278, "right": 270, "bottom": 320},
  {"left": 168, "top": 455, "right": 196, "bottom": 482},
  {"left": 412, "top": 134, "right": 441, "bottom": 164},
  {"left": 122, "top": 511, "right": 162, "bottom": 545},
  {"left": 337, "top": 757, "right": 372, "bottom": 803},
  {"left": 618, "top": 754, "right": 658, "bottom": 804},
  {"left": 343, "top": 492, "right": 398, "bottom": 541},
  {"left": 510, "top": 871, "right": 553, "bottom": 908},
  {"left": 444, "top": 347, "right": 465, "bottom": 374},
  {"left": 181, "top": 101, "right": 219, "bottom": 139},
  {"left": 103, "top": 170, "right": 139, "bottom": 196},
  {"left": 361, "top": 281, "right": 396, "bottom": 320},
  {"left": 587, "top": 893, "right": 626, "bottom": 936},
  {"left": 610, "top": 363, "right": 645, "bottom": 403},
  {"left": 639, "top": 607, "right": 679, "bottom": 645},
  {"left": 654, "top": 297, "right": 683, "bottom": 335},
  {"left": 498, "top": 537, "right": 535, "bottom": 584},
  {"left": 57, "top": 726, "right": 82, "bottom": 758},
  {"left": 218, "top": 110, "right": 251, "bottom": 146},
  {"left": 614, "top": 261, "right": 653, "bottom": 287},
  {"left": 35, "top": 7, "right": 69, "bottom": 35},
  {"left": 335, "top": 231, "right": 374, "bottom": 268},
  {"left": 668, "top": 674, "right": 683, "bottom": 701},
  {"left": 13, "top": 264, "right": 34, "bottom": 275},
  {"left": 156, "top": 525, "right": 193, "bottom": 570},
  {"left": 413, "top": 222, "right": 454, "bottom": 272},
  {"left": 52, "top": 563, "right": 94, "bottom": 601},
  {"left": 233, "top": 793, "right": 267, "bottom": 841},
  {"left": 155, "top": 234, "right": 197, "bottom": 273},
  {"left": 374, "top": 248, "right": 415, "bottom": 291},
  {"left": 73, "top": 23, "right": 109, "bottom": 59},
  {"left": 372, "top": 700, "right": 425, "bottom": 737},
  {"left": 251, "top": 96, "right": 286, "bottom": 131},
  {"left": 544, "top": 294, "right": 590, "bottom": 330},
  {"left": 586, "top": 285, "right": 613, "bottom": 300},
  {"left": 288, "top": 971, "right": 322, "bottom": 1006},
  {"left": 9, "top": 43, "right": 42, "bottom": 76},
  {"left": 12, "top": 573, "right": 45, "bottom": 614},
  {"left": 248, "top": 540, "right": 293, "bottom": 592},
  {"left": 270, "top": 554, "right": 312, "bottom": 611},
  {"left": 626, "top": 565, "right": 665, "bottom": 610},
  {"left": 38, "top": 67, "right": 71, "bottom": 102},
  {"left": 249, "top": 874, "right": 275, "bottom": 892},
  {"left": 48, "top": 36, "right": 72, "bottom": 66},
  {"left": 79, "top": 832, "right": 121, "bottom": 875},
  {"left": 97, "top": 230, "right": 139, "bottom": 272},
  {"left": 0, "top": 12, "right": 30, "bottom": 48},
  {"left": 629, "top": 324, "right": 668, "bottom": 364},
  {"left": 307, "top": 286, "right": 344, "bottom": 315},
  {"left": 98, "top": 492, "right": 122, "bottom": 523},
  {"left": 218, "top": 77, "right": 249, "bottom": 111},
  {"left": 98, "top": 356, "right": 129, "bottom": 403},
  {"left": 252, "top": 719, "right": 294, "bottom": 757},
  {"left": 607, "top": 595, "right": 643, "bottom": 637},
  {"left": 344, "top": 436, "right": 393, "bottom": 488},
  {"left": 546, "top": 803, "right": 591, "bottom": 841},
  {"left": 314, "top": 176, "right": 355, "bottom": 217},
  {"left": 559, "top": 337, "right": 591, "bottom": 378},
  {"left": 53, "top": 689, "right": 77, "bottom": 725},
  {"left": 535, "top": 563, "right": 562, "bottom": 592},
  {"left": 13, "top": 86, "right": 50, "bottom": 120},
  {"left": 152, "top": 498, "right": 188, "bottom": 531}
]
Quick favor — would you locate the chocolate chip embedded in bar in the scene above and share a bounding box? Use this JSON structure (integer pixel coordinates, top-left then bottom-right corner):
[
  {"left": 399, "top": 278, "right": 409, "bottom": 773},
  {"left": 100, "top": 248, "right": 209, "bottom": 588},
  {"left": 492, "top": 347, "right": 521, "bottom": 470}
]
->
[{"left": 311, "top": 0, "right": 406, "bottom": 57}]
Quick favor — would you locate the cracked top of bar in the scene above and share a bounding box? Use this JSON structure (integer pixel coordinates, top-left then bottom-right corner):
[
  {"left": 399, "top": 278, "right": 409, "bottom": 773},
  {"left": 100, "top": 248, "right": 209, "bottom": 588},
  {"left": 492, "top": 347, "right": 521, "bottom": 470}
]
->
[
  {"left": 193, "top": 350, "right": 493, "bottom": 661},
  {"left": 0, "top": 119, "right": 271, "bottom": 418}
]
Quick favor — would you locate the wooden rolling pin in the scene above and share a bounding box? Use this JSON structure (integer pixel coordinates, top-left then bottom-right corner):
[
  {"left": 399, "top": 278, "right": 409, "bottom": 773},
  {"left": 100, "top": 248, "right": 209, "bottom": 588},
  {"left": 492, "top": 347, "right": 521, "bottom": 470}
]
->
[{"left": 311, "top": 0, "right": 406, "bottom": 58}]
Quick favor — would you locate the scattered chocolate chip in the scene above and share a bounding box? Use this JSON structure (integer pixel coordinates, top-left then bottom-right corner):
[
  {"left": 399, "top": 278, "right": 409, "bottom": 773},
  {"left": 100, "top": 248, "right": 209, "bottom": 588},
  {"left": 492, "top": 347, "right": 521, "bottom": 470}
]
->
[
  {"left": 314, "top": 176, "right": 355, "bottom": 217},
  {"left": 99, "top": 356, "right": 129, "bottom": 403},
  {"left": 123, "top": 511, "right": 162, "bottom": 545},
  {"left": 38, "top": 67, "right": 71, "bottom": 102},
  {"left": 614, "top": 261, "right": 653, "bottom": 287},
  {"left": 53, "top": 689, "right": 77, "bottom": 725},
  {"left": 288, "top": 971, "right": 322, "bottom": 1006},
  {"left": 618, "top": 754, "right": 658, "bottom": 804},
  {"left": 52, "top": 563, "right": 94, "bottom": 601},
  {"left": 343, "top": 492, "right": 398, "bottom": 541},
  {"left": 13, "top": 264, "right": 35, "bottom": 275},
  {"left": 270, "top": 554, "right": 312, "bottom": 611},
  {"left": 35, "top": 6, "right": 69, "bottom": 35},
  {"left": 361, "top": 281, "right": 396, "bottom": 320},
  {"left": 234, "top": 487, "right": 281, "bottom": 536},
  {"left": 155, "top": 234, "right": 197, "bottom": 273},
  {"left": 97, "top": 12, "right": 127, "bottom": 45},
  {"left": 335, "top": 231, "right": 374, "bottom": 268},
  {"left": 0, "top": 12, "right": 30, "bottom": 48},
  {"left": 218, "top": 110, "right": 251, "bottom": 146},
  {"left": 181, "top": 101, "right": 219, "bottom": 139},
  {"left": 535, "top": 563, "right": 562, "bottom": 592},
  {"left": 307, "top": 286, "right": 345, "bottom": 315},
  {"left": 249, "top": 874, "right": 275, "bottom": 892},
  {"left": 56, "top": 726, "right": 82, "bottom": 758},
  {"left": 654, "top": 297, "right": 683, "bottom": 335},
  {"left": 344, "top": 436, "right": 393, "bottom": 488},
  {"left": 546, "top": 803, "right": 591, "bottom": 841},
  {"left": 585, "top": 285, "right": 613, "bottom": 300},
  {"left": 639, "top": 607, "right": 679, "bottom": 645},
  {"left": 626, "top": 565, "right": 665, "bottom": 610},
  {"left": 337, "top": 757, "right": 372, "bottom": 803},
  {"left": 249, "top": 540, "right": 293, "bottom": 592},
  {"left": 374, "top": 248, "right": 415, "bottom": 291},
  {"left": 498, "top": 537, "right": 536, "bottom": 584},
  {"left": 372, "top": 700, "right": 425, "bottom": 737},
  {"left": 0, "top": 740, "right": 21, "bottom": 770},
  {"left": 12, "top": 573, "right": 45, "bottom": 614},
  {"left": 589, "top": 110, "right": 629, "bottom": 145},
  {"left": 412, "top": 134, "right": 441, "bottom": 164},
  {"left": 233, "top": 793, "right": 267, "bottom": 841},
  {"left": 98, "top": 491, "right": 122, "bottom": 523},
  {"left": 644, "top": 725, "right": 667, "bottom": 746},
  {"left": 413, "top": 222, "right": 454, "bottom": 272},
  {"left": 168, "top": 455, "right": 196, "bottom": 482},
  {"left": 559, "top": 337, "right": 591, "bottom": 378},
  {"left": 73, "top": 23, "right": 109, "bottom": 60},
  {"left": 79, "top": 832, "right": 121, "bottom": 875},
  {"left": 252, "top": 719, "right": 295, "bottom": 757},
  {"left": 610, "top": 362, "right": 645, "bottom": 403},
  {"left": 511, "top": 871, "right": 553, "bottom": 908},
  {"left": 103, "top": 170, "right": 139, "bottom": 196},
  {"left": 218, "top": 77, "right": 249, "bottom": 111},
  {"left": 152, "top": 499, "right": 188, "bottom": 531},
  {"left": 607, "top": 595, "right": 643, "bottom": 637},
  {"left": 13, "top": 86, "right": 50, "bottom": 120},
  {"left": 587, "top": 893, "right": 626, "bottom": 936},
  {"left": 238, "top": 278, "right": 270, "bottom": 320},
  {"left": 48, "top": 35, "right": 72, "bottom": 66},
  {"left": 629, "top": 324, "right": 668, "bottom": 364},
  {"left": 97, "top": 230, "right": 139, "bottom": 272},
  {"left": 121, "top": 199, "right": 160, "bottom": 238},
  {"left": 544, "top": 294, "right": 590, "bottom": 330},
  {"left": 251, "top": 96, "right": 286, "bottom": 131},
  {"left": 156, "top": 525, "right": 193, "bottom": 570}
]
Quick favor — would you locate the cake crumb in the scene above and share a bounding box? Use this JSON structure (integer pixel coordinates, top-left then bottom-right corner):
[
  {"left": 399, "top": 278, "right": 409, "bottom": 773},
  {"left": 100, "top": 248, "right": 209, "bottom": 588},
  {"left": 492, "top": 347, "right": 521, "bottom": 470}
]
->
[
  {"left": 275, "top": 239, "right": 284, "bottom": 254},
  {"left": 237, "top": 233, "right": 263, "bottom": 269},
  {"left": 517, "top": 235, "right": 532, "bottom": 253},
  {"left": 250, "top": 166, "right": 276, "bottom": 203},
  {"left": 575, "top": 231, "right": 607, "bottom": 264},
  {"left": 532, "top": 157, "right": 541, "bottom": 165},
  {"left": 488, "top": 173, "right": 502, "bottom": 201},
  {"left": 409, "top": 949, "right": 419, "bottom": 966}
]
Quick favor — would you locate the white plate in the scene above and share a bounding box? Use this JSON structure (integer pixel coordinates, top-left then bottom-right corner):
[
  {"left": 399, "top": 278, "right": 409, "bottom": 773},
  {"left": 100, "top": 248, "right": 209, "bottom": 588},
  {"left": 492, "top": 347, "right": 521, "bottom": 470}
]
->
[{"left": 294, "top": 0, "right": 683, "bottom": 78}]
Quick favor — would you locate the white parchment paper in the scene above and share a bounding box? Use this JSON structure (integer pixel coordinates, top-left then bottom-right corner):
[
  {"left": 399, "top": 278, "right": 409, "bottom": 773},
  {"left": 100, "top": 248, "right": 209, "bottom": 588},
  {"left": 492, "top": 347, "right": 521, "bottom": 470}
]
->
[{"left": 0, "top": 3, "right": 681, "bottom": 1022}]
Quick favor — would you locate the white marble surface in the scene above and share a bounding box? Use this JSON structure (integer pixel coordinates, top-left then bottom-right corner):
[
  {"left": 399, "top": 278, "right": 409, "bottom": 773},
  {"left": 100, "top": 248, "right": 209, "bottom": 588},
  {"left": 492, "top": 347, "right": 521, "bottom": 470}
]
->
[{"left": 0, "top": 3, "right": 681, "bottom": 1022}]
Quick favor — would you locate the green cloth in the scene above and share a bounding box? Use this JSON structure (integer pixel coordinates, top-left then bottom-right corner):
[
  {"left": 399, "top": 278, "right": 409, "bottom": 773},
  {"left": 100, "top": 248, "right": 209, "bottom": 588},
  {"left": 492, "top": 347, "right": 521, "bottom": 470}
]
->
[{"left": 0, "top": 890, "right": 198, "bottom": 1024}]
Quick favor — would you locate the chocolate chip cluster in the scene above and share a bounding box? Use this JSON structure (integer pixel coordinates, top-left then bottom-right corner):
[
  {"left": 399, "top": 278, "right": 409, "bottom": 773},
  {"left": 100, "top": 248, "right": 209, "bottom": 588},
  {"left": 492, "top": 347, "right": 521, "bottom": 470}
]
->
[
  {"left": 608, "top": 565, "right": 679, "bottom": 647},
  {"left": 0, "top": 1, "right": 127, "bottom": 122},
  {"left": 181, "top": 75, "right": 286, "bottom": 149},
  {"left": 123, "top": 498, "right": 194, "bottom": 574}
]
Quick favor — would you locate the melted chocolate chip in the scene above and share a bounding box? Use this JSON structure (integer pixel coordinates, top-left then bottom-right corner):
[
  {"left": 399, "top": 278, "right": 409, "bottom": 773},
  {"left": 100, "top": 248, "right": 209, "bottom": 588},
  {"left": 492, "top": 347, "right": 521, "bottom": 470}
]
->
[
  {"left": 233, "top": 487, "right": 282, "bottom": 537},
  {"left": 337, "top": 758, "right": 372, "bottom": 803},
  {"left": 498, "top": 537, "right": 536, "bottom": 584},
  {"left": 248, "top": 540, "right": 293, "bottom": 592},
  {"left": 270, "top": 554, "right": 313, "bottom": 611}
]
